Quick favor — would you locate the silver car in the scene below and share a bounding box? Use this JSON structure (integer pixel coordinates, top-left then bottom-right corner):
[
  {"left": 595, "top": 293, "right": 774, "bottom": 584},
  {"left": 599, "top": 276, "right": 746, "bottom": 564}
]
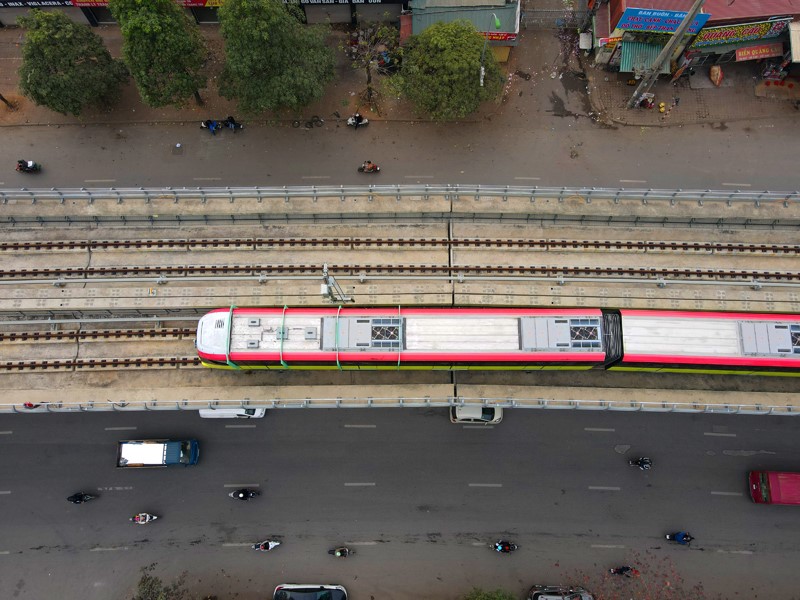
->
[{"left": 527, "top": 584, "right": 594, "bottom": 600}]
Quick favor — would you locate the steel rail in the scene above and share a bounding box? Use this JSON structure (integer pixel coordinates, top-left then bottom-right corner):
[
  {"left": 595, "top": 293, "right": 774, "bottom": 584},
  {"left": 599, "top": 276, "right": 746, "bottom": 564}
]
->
[{"left": 1, "top": 236, "right": 797, "bottom": 254}]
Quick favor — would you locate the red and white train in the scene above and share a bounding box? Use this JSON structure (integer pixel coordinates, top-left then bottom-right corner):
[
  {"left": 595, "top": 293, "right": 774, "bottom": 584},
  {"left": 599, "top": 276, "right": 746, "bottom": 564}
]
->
[{"left": 195, "top": 306, "right": 800, "bottom": 376}]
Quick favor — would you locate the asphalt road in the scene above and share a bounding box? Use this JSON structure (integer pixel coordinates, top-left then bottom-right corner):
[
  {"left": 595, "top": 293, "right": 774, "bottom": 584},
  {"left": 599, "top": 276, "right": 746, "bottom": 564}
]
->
[
  {"left": 2, "top": 115, "right": 800, "bottom": 190},
  {"left": 1, "top": 408, "right": 799, "bottom": 599}
]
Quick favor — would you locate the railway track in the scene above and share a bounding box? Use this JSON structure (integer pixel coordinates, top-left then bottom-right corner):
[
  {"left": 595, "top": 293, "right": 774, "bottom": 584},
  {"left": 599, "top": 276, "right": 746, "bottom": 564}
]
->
[
  {"left": 0, "top": 356, "right": 200, "bottom": 371},
  {"left": 1, "top": 237, "right": 798, "bottom": 254},
  {"left": 0, "top": 328, "right": 194, "bottom": 343},
  {"left": 1, "top": 263, "right": 797, "bottom": 282}
]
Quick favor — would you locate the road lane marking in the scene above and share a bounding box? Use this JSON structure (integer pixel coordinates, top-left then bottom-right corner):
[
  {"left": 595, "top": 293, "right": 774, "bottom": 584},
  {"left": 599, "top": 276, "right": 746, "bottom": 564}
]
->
[
  {"left": 468, "top": 483, "right": 503, "bottom": 488},
  {"left": 514, "top": 176, "right": 541, "bottom": 180},
  {"left": 0, "top": 491, "right": 11, "bottom": 495},
  {"left": 620, "top": 179, "right": 647, "bottom": 183},
  {"left": 0, "top": 551, "right": 10, "bottom": 555},
  {"left": 104, "top": 426, "right": 136, "bottom": 431},
  {"left": 404, "top": 175, "right": 434, "bottom": 179},
  {"left": 84, "top": 179, "right": 116, "bottom": 183},
  {"left": 344, "top": 424, "right": 377, "bottom": 428},
  {"left": 301, "top": 175, "right": 331, "bottom": 180},
  {"left": 350, "top": 541, "right": 378, "bottom": 546},
  {"left": 0, "top": 431, "right": 12, "bottom": 435},
  {"left": 717, "top": 549, "right": 753, "bottom": 555},
  {"left": 463, "top": 425, "right": 495, "bottom": 429},
  {"left": 704, "top": 432, "right": 737, "bottom": 437},
  {"left": 193, "top": 177, "right": 221, "bottom": 181},
  {"left": 589, "top": 486, "right": 621, "bottom": 491},
  {"left": 711, "top": 491, "right": 743, "bottom": 496},
  {"left": 721, "top": 182, "right": 752, "bottom": 187},
  {"left": 591, "top": 544, "right": 626, "bottom": 549},
  {"left": 584, "top": 427, "right": 615, "bottom": 432},
  {"left": 224, "top": 483, "right": 260, "bottom": 488},
  {"left": 344, "top": 482, "right": 376, "bottom": 487},
  {"left": 222, "top": 543, "right": 253, "bottom": 548},
  {"left": 90, "top": 546, "right": 128, "bottom": 552},
  {"left": 225, "top": 424, "right": 257, "bottom": 429}
]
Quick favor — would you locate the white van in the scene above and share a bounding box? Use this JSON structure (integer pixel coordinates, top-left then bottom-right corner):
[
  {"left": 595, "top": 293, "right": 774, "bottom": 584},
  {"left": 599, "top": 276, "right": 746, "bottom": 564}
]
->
[{"left": 199, "top": 408, "right": 266, "bottom": 419}]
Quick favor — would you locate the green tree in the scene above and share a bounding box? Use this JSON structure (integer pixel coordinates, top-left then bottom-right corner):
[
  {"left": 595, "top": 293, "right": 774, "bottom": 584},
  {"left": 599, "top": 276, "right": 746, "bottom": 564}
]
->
[
  {"left": 17, "top": 10, "right": 127, "bottom": 116},
  {"left": 399, "top": 20, "right": 502, "bottom": 120},
  {"left": 131, "top": 565, "right": 189, "bottom": 600},
  {"left": 462, "top": 589, "right": 516, "bottom": 600},
  {"left": 109, "top": 0, "right": 207, "bottom": 108},
  {"left": 218, "top": 0, "right": 334, "bottom": 114}
]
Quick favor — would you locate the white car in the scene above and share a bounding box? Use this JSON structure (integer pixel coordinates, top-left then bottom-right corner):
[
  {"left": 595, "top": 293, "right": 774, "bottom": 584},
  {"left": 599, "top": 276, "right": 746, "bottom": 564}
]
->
[
  {"left": 527, "top": 585, "right": 594, "bottom": 600},
  {"left": 273, "top": 584, "right": 347, "bottom": 600},
  {"left": 198, "top": 408, "right": 266, "bottom": 419},
  {"left": 450, "top": 405, "right": 503, "bottom": 424}
]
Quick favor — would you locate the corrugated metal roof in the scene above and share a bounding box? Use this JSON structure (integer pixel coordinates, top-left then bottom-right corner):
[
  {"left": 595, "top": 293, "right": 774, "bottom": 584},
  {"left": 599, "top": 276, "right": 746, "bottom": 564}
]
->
[
  {"left": 410, "top": 3, "right": 519, "bottom": 37},
  {"left": 619, "top": 41, "right": 672, "bottom": 73}
]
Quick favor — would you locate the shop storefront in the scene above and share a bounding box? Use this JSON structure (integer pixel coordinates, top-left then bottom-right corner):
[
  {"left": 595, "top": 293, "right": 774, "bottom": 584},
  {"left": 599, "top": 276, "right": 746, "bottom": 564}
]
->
[
  {"left": 682, "top": 18, "right": 792, "bottom": 67},
  {"left": 300, "top": 0, "right": 406, "bottom": 25}
]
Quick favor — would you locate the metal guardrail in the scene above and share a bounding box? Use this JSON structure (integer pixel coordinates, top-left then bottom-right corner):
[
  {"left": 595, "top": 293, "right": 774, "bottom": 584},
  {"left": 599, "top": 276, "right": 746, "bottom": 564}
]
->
[
  {"left": 3, "top": 396, "right": 796, "bottom": 415},
  {"left": 1, "top": 185, "right": 799, "bottom": 207}
]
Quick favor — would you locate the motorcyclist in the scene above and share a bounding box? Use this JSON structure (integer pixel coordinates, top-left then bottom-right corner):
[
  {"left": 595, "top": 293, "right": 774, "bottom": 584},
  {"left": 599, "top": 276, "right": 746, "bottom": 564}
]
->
[
  {"left": 494, "top": 540, "right": 515, "bottom": 553},
  {"left": 352, "top": 113, "right": 364, "bottom": 129},
  {"left": 674, "top": 531, "right": 692, "bottom": 545},
  {"left": 362, "top": 160, "right": 376, "bottom": 172},
  {"left": 233, "top": 488, "right": 254, "bottom": 500},
  {"left": 635, "top": 457, "right": 652, "bottom": 470},
  {"left": 334, "top": 547, "right": 350, "bottom": 557},
  {"left": 67, "top": 492, "right": 87, "bottom": 504},
  {"left": 16, "top": 159, "right": 36, "bottom": 172}
]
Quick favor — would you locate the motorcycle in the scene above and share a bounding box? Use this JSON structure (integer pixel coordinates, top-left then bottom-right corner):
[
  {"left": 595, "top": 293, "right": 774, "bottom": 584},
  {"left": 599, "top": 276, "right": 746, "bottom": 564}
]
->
[
  {"left": 130, "top": 513, "right": 158, "bottom": 525},
  {"left": 16, "top": 160, "right": 41, "bottom": 173},
  {"left": 67, "top": 492, "right": 96, "bottom": 504},
  {"left": 222, "top": 116, "right": 243, "bottom": 132},
  {"left": 200, "top": 120, "right": 220, "bottom": 135},
  {"left": 492, "top": 540, "right": 518, "bottom": 553},
  {"left": 252, "top": 540, "right": 281, "bottom": 552},
  {"left": 629, "top": 457, "right": 652, "bottom": 471},
  {"left": 347, "top": 114, "right": 369, "bottom": 128},
  {"left": 665, "top": 531, "right": 694, "bottom": 545},
  {"left": 229, "top": 488, "right": 260, "bottom": 501},
  {"left": 609, "top": 566, "right": 639, "bottom": 577},
  {"left": 358, "top": 161, "right": 380, "bottom": 173},
  {"left": 328, "top": 546, "right": 354, "bottom": 558}
]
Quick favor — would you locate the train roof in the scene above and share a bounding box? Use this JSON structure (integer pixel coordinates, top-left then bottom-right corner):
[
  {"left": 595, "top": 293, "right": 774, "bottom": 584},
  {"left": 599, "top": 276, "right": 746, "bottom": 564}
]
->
[
  {"left": 196, "top": 307, "right": 607, "bottom": 361},
  {"left": 620, "top": 310, "right": 800, "bottom": 360}
]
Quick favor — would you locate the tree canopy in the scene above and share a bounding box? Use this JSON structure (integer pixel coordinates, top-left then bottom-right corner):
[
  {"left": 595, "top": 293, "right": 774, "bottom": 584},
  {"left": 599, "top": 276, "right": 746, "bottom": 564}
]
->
[
  {"left": 399, "top": 20, "right": 503, "bottom": 120},
  {"left": 109, "top": 0, "right": 207, "bottom": 108},
  {"left": 131, "top": 566, "right": 189, "bottom": 600},
  {"left": 17, "top": 10, "right": 127, "bottom": 116},
  {"left": 218, "top": 0, "right": 334, "bottom": 114}
]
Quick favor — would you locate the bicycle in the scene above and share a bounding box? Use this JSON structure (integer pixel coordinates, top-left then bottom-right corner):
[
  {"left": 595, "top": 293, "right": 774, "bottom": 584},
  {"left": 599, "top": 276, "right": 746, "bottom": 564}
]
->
[{"left": 292, "top": 115, "right": 324, "bottom": 129}]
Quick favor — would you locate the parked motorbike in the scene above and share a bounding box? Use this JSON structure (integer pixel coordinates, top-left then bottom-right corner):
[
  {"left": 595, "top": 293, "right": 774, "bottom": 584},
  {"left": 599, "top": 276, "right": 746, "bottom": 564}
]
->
[
  {"left": 358, "top": 160, "right": 380, "bottom": 173},
  {"left": 629, "top": 457, "right": 652, "bottom": 471},
  {"left": 200, "top": 119, "right": 220, "bottom": 135},
  {"left": 252, "top": 540, "right": 281, "bottom": 552},
  {"left": 229, "top": 488, "right": 260, "bottom": 501},
  {"left": 347, "top": 114, "right": 369, "bottom": 128},
  {"left": 609, "top": 565, "right": 639, "bottom": 577},
  {"left": 67, "top": 492, "right": 96, "bottom": 504},
  {"left": 665, "top": 531, "right": 693, "bottom": 545},
  {"left": 130, "top": 513, "right": 158, "bottom": 525},
  {"left": 16, "top": 159, "right": 41, "bottom": 173},
  {"left": 328, "top": 546, "right": 355, "bottom": 558},
  {"left": 222, "top": 116, "right": 243, "bottom": 132},
  {"left": 492, "top": 540, "right": 518, "bottom": 553}
]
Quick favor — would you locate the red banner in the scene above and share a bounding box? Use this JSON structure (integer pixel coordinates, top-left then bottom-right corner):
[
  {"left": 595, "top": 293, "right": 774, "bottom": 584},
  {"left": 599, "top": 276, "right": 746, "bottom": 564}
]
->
[
  {"left": 735, "top": 42, "right": 784, "bottom": 61},
  {"left": 72, "top": 0, "right": 216, "bottom": 6}
]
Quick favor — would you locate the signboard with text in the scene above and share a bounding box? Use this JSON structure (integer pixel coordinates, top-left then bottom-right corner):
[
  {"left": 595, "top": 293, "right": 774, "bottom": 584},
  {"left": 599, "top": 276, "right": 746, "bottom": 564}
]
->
[
  {"left": 692, "top": 19, "right": 791, "bottom": 47},
  {"left": 735, "top": 42, "right": 784, "bottom": 61},
  {"left": 617, "top": 8, "right": 710, "bottom": 35},
  {"left": 482, "top": 31, "right": 518, "bottom": 42},
  {"left": 0, "top": 1, "right": 72, "bottom": 6}
]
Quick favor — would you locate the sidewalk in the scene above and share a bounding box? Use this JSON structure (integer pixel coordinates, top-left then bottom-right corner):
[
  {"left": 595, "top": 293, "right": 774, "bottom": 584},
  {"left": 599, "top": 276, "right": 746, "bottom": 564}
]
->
[{"left": 0, "top": 22, "right": 797, "bottom": 128}]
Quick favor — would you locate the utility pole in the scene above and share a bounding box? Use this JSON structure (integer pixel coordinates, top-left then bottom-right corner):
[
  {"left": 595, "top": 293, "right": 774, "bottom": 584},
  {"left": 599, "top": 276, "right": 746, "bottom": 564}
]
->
[{"left": 626, "top": 0, "right": 705, "bottom": 109}]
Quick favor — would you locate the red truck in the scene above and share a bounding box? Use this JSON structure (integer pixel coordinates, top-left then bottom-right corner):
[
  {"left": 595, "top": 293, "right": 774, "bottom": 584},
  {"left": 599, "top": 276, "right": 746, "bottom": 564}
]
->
[{"left": 749, "top": 471, "right": 800, "bottom": 505}]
